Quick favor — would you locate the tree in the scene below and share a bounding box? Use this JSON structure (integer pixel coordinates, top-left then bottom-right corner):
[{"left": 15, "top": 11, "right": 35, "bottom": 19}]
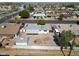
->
[
  {"left": 58, "top": 14, "right": 64, "bottom": 21},
  {"left": 68, "top": 35, "right": 75, "bottom": 56},
  {"left": 19, "top": 10, "right": 29, "bottom": 18},
  {"left": 27, "top": 4, "right": 34, "bottom": 12},
  {"left": 65, "top": 3, "right": 76, "bottom": 8},
  {"left": 59, "top": 30, "right": 74, "bottom": 56},
  {"left": 37, "top": 18, "right": 47, "bottom": 30}
]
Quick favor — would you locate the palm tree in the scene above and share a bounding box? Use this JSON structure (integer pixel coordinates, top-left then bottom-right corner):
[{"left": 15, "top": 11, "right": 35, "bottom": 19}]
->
[{"left": 59, "top": 30, "right": 74, "bottom": 56}]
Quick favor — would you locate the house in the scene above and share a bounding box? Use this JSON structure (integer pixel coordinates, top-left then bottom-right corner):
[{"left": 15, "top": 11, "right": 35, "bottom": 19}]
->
[
  {"left": 19, "top": 5, "right": 24, "bottom": 10},
  {"left": 45, "top": 10, "right": 55, "bottom": 18},
  {"left": 33, "top": 8, "right": 47, "bottom": 19},
  {"left": 34, "top": 7, "right": 44, "bottom": 12},
  {"left": 0, "top": 23, "right": 21, "bottom": 38},
  {"left": 0, "top": 5, "right": 12, "bottom": 11},
  {"left": 33, "top": 13, "right": 47, "bottom": 19},
  {"left": 20, "top": 24, "right": 51, "bottom": 34}
]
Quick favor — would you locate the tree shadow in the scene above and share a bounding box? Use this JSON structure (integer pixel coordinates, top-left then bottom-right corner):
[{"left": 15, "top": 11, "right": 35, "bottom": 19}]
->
[{"left": 53, "top": 35, "right": 60, "bottom": 46}]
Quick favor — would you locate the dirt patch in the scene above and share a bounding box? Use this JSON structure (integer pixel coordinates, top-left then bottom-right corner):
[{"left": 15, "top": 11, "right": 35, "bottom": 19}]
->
[{"left": 28, "top": 33, "right": 54, "bottom": 46}]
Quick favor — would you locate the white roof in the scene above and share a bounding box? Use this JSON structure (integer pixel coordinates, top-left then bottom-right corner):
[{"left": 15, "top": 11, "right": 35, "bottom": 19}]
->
[
  {"left": 46, "top": 11, "right": 52, "bottom": 12},
  {"left": 26, "top": 30, "right": 49, "bottom": 34},
  {"left": 24, "top": 24, "right": 50, "bottom": 34},
  {"left": 33, "top": 14, "right": 46, "bottom": 16},
  {"left": 26, "top": 30, "right": 39, "bottom": 33}
]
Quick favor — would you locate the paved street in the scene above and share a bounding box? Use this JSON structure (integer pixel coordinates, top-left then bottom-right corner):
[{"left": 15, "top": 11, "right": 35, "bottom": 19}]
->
[
  {"left": 0, "top": 10, "right": 22, "bottom": 23},
  {"left": 17, "top": 19, "right": 78, "bottom": 24},
  {"left": 0, "top": 13, "right": 79, "bottom": 24}
]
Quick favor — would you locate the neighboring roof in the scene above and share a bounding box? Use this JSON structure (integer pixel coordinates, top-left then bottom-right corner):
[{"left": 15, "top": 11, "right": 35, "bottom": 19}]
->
[
  {"left": 0, "top": 23, "right": 21, "bottom": 35},
  {"left": 33, "top": 14, "right": 46, "bottom": 16},
  {"left": 34, "top": 7, "right": 44, "bottom": 11},
  {"left": 53, "top": 24, "right": 79, "bottom": 35}
]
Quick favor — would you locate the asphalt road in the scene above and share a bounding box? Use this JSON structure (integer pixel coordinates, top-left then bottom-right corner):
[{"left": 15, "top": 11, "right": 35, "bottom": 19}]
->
[
  {"left": 16, "top": 20, "right": 79, "bottom": 24},
  {"left": 0, "top": 13, "right": 79, "bottom": 24},
  {"left": 0, "top": 10, "right": 22, "bottom": 24}
]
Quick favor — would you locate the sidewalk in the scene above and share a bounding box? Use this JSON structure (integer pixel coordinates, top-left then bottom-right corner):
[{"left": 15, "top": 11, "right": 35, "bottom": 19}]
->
[
  {"left": 12, "top": 45, "right": 79, "bottom": 51},
  {"left": 12, "top": 45, "right": 60, "bottom": 50}
]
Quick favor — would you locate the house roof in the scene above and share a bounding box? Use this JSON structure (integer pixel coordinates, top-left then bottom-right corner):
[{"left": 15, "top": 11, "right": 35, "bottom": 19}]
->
[
  {"left": 0, "top": 23, "right": 21, "bottom": 35},
  {"left": 33, "top": 14, "right": 46, "bottom": 16},
  {"left": 25, "top": 24, "right": 51, "bottom": 30},
  {"left": 24, "top": 24, "right": 51, "bottom": 33}
]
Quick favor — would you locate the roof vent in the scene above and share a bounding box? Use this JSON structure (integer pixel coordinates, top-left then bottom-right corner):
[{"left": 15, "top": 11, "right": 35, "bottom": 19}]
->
[{"left": 1, "top": 25, "right": 6, "bottom": 28}]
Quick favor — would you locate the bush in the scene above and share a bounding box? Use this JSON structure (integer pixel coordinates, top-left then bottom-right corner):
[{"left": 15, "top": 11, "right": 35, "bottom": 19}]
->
[
  {"left": 19, "top": 10, "right": 29, "bottom": 18},
  {"left": 76, "top": 45, "right": 79, "bottom": 47},
  {"left": 58, "top": 14, "right": 64, "bottom": 21},
  {"left": 27, "top": 4, "right": 34, "bottom": 12},
  {"left": 37, "top": 19, "right": 47, "bottom": 25}
]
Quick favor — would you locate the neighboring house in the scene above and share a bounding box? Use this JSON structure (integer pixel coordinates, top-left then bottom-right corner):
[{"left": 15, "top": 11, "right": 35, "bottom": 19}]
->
[
  {"left": 33, "top": 13, "right": 47, "bottom": 19},
  {"left": 52, "top": 24, "right": 79, "bottom": 45},
  {"left": 0, "top": 5, "right": 12, "bottom": 11},
  {"left": 34, "top": 7, "right": 44, "bottom": 12},
  {"left": 19, "top": 5, "right": 24, "bottom": 10},
  {"left": 0, "top": 23, "right": 21, "bottom": 38},
  {"left": 45, "top": 10, "right": 55, "bottom": 18},
  {"left": 33, "top": 7, "right": 46, "bottom": 19}
]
